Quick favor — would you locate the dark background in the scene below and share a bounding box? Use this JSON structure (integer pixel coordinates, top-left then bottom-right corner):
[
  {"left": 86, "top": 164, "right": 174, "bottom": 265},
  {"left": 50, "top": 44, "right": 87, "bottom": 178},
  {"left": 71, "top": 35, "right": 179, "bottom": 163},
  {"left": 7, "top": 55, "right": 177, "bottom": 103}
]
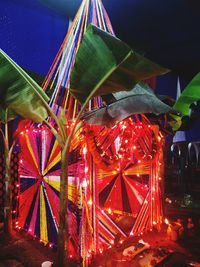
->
[{"left": 0, "top": 0, "right": 200, "bottom": 140}]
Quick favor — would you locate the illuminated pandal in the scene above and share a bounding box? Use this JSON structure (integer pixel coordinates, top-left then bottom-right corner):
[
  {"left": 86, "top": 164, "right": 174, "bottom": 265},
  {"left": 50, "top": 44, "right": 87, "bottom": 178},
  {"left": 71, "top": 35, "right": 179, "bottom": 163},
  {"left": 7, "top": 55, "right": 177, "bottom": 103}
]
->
[
  {"left": 82, "top": 114, "right": 164, "bottom": 256},
  {"left": 16, "top": 0, "right": 164, "bottom": 264}
]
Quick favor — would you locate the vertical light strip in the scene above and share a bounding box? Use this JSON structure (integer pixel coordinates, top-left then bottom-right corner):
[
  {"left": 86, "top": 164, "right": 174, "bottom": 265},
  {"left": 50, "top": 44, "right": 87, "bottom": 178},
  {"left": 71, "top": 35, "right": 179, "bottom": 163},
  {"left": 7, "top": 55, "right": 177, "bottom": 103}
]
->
[
  {"left": 49, "top": 2, "right": 85, "bottom": 107},
  {"left": 40, "top": 184, "right": 48, "bottom": 244},
  {"left": 101, "top": 1, "right": 115, "bottom": 35},
  {"left": 41, "top": 129, "right": 46, "bottom": 174},
  {"left": 92, "top": 158, "right": 97, "bottom": 252},
  {"left": 95, "top": 0, "right": 103, "bottom": 28},
  {"left": 43, "top": 182, "right": 58, "bottom": 232},
  {"left": 97, "top": 0, "right": 106, "bottom": 30}
]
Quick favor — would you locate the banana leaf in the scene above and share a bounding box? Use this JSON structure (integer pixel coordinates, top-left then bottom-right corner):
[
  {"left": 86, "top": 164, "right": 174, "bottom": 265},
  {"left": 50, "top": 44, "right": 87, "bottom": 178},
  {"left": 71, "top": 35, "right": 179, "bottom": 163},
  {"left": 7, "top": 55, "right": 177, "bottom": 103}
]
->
[
  {"left": 168, "top": 113, "right": 183, "bottom": 131},
  {"left": 173, "top": 72, "right": 200, "bottom": 116},
  {"left": 0, "top": 49, "right": 49, "bottom": 123},
  {"left": 81, "top": 82, "right": 173, "bottom": 128},
  {"left": 0, "top": 109, "right": 16, "bottom": 123},
  {"left": 70, "top": 24, "right": 170, "bottom": 104}
]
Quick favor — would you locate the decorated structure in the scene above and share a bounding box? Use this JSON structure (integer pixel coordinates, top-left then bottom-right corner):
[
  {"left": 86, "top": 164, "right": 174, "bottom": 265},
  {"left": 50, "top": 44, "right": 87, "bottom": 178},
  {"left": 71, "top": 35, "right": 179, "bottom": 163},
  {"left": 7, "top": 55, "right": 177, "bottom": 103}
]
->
[{"left": 15, "top": 0, "right": 166, "bottom": 264}]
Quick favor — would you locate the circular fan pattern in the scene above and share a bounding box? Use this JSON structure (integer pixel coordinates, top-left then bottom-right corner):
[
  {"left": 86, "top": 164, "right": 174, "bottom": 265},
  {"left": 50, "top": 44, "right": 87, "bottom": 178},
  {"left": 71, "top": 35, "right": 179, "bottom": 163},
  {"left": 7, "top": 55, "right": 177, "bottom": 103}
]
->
[{"left": 17, "top": 127, "right": 82, "bottom": 249}]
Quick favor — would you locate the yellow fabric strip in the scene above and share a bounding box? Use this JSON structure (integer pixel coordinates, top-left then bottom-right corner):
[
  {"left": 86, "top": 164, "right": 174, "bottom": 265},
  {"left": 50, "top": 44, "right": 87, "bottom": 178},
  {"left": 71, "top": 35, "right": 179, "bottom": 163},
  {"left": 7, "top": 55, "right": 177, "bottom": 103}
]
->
[
  {"left": 124, "top": 163, "right": 150, "bottom": 175},
  {"left": 25, "top": 134, "right": 39, "bottom": 171},
  {"left": 49, "top": 140, "right": 59, "bottom": 164},
  {"left": 43, "top": 141, "right": 61, "bottom": 176},
  {"left": 44, "top": 177, "right": 81, "bottom": 206},
  {"left": 40, "top": 186, "right": 48, "bottom": 244},
  {"left": 48, "top": 139, "right": 59, "bottom": 163},
  {"left": 45, "top": 179, "right": 60, "bottom": 192}
]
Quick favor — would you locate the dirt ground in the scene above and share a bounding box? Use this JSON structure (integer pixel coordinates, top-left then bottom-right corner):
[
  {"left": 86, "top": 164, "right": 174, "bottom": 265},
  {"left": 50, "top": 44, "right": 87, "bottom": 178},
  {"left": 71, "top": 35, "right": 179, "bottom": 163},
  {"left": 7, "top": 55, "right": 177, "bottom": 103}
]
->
[
  {"left": 90, "top": 224, "right": 200, "bottom": 267},
  {"left": 0, "top": 224, "right": 200, "bottom": 267},
  {"left": 0, "top": 230, "right": 57, "bottom": 267}
]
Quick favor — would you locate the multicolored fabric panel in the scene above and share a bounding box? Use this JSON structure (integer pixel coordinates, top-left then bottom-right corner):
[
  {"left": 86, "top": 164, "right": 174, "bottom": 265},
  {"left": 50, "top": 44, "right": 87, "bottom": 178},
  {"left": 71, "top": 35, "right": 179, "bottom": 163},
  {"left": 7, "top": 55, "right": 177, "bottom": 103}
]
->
[
  {"left": 91, "top": 117, "right": 164, "bottom": 250},
  {"left": 18, "top": 127, "right": 83, "bottom": 247}
]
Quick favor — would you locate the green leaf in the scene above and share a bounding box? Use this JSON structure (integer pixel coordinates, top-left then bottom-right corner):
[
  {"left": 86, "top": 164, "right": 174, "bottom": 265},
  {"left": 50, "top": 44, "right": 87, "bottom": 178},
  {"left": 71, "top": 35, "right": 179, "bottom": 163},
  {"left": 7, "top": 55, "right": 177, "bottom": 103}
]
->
[
  {"left": 70, "top": 24, "right": 170, "bottom": 104},
  {"left": 0, "top": 109, "right": 16, "bottom": 123},
  {"left": 81, "top": 82, "right": 173, "bottom": 127},
  {"left": 0, "top": 49, "right": 49, "bottom": 122},
  {"left": 58, "top": 108, "right": 67, "bottom": 126},
  {"left": 168, "top": 113, "right": 182, "bottom": 131},
  {"left": 173, "top": 72, "right": 200, "bottom": 116}
]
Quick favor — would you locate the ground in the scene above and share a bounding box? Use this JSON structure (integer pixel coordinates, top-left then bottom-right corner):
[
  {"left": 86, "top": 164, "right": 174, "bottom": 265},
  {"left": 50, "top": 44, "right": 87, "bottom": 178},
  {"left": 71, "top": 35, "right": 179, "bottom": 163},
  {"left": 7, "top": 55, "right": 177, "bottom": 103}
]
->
[
  {"left": 0, "top": 221, "right": 200, "bottom": 267},
  {"left": 0, "top": 230, "right": 56, "bottom": 267},
  {"left": 90, "top": 223, "right": 200, "bottom": 267}
]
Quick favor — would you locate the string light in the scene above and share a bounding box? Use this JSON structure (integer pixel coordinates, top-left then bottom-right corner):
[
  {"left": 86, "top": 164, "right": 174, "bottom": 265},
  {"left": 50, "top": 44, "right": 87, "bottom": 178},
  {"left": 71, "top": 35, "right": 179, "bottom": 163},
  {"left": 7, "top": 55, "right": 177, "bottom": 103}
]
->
[
  {"left": 82, "top": 146, "right": 87, "bottom": 155},
  {"left": 107, "top": 208, "right": 112, "bottom": 214},
  {"left": 87, "top": 199, "right": 93, "bottom": 205},
  {"left": 164, "top": 218, "right": 169, "bottom": 225},
  {"left": 8, "top": 0, "right": 165, "bottom": 255},
  {"left": 82, "top": 180, "right": 87, "bottom": 188},
  {"left": 15, "top": 114, "right": 164, "bottom": 259}
]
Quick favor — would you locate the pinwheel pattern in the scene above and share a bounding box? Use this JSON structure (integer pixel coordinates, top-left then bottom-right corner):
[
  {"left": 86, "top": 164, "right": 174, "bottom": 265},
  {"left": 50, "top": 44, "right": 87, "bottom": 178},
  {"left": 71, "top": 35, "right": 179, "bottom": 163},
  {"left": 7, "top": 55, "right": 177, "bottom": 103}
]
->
[
  {"left": 83, "top": 116, "right": 163, "bottom": 247},
  {"left": 18, "top": 127, "right": 82, "bottom": 248}
]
